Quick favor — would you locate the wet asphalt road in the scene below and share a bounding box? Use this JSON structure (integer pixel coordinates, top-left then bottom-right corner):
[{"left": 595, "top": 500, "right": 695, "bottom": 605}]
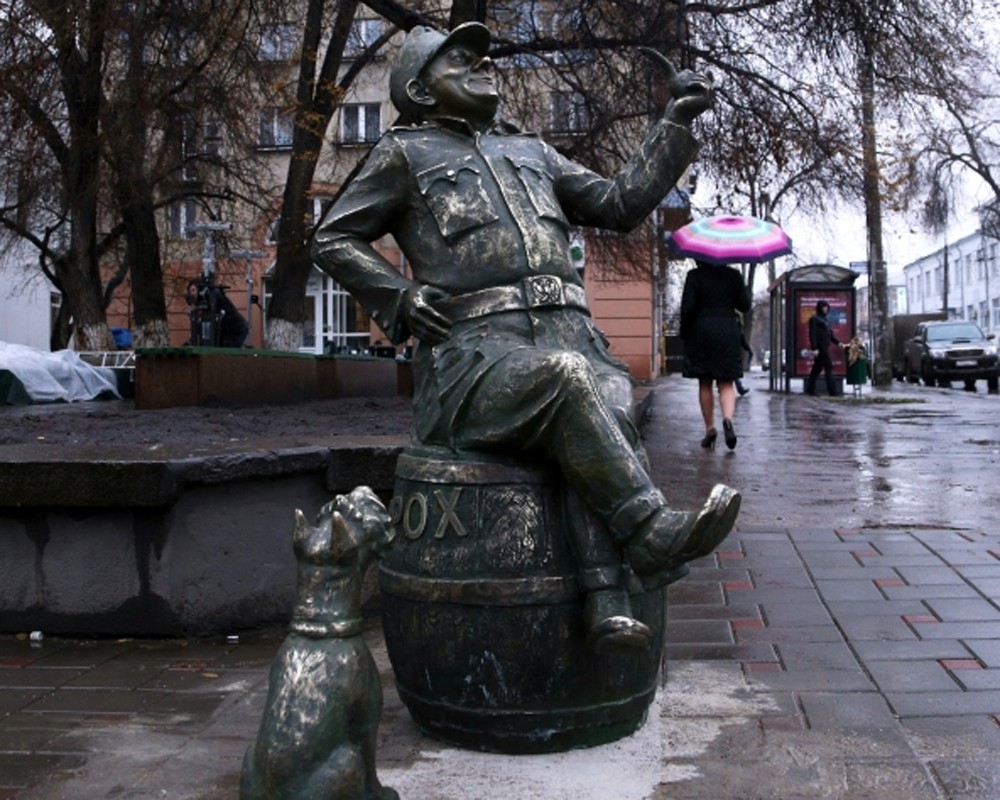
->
[{"left": 646, "top": 371, "right": 1000, "bottom": 533}]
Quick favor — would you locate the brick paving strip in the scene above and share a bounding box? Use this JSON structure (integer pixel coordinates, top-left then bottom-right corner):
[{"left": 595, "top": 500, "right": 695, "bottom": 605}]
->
[{"left": 663, "top": 525, "right": 1000, "bottom": 799}]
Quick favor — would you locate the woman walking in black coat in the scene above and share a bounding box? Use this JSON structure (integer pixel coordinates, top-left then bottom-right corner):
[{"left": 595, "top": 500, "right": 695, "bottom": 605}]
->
[{"left": 680, "top": 260, "right": 751, "bottom": 449}]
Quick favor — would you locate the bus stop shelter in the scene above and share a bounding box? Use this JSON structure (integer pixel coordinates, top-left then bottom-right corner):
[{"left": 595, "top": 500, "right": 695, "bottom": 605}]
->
[{"left": 768, "top": 264, "right": 858, "bottom": 393}]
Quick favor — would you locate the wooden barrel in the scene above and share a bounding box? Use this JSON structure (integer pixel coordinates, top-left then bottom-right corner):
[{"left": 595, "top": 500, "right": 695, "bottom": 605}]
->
[{"left": 381, "top": 445, "right": 665, "bottom": 754}]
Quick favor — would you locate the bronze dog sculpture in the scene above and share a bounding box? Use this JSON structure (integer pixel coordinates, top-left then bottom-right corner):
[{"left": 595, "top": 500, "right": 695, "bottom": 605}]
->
[{"left": 240, "top": 486, "right": 399, "bottom": 800}]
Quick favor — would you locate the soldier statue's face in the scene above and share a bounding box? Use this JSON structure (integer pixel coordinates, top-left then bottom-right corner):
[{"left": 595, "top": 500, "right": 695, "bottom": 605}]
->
[{"left": 417, "top": 44, "right": 498, "bottom": 128}]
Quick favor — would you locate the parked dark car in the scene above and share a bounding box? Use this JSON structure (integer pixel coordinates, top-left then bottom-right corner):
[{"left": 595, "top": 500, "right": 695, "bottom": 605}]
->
[
  {"left": 903, "top": 320, "right": 1000, "bottom": 391},
  {"left": 761, "top": 349, "right": 785, "bottom": 372}
]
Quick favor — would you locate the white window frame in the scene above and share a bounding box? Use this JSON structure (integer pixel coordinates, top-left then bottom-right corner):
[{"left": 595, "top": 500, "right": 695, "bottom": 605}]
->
[
  {"left": 259, "top": 22, "right": 297, "bottom": 62},
  {"left": 168, "top": 199, "right": 198, "bottom": 239},
  {"left": 259, "top": 106, "right": 295, "bottom": 149},
  {"left": 263, "top": 269, "right": 368, "bottom": 354},
  {"left": 339, "top": 103, "right": 382, "bottom": 144},
  {"left": 550, "top": 91, "right": 591, "bottom": 134},
  {"left": 311, "top": 196, "right": 332, "bottom": 228},
  {"left": 202, "top": 119, "right": 223, "bottom": 157},
  {"left": 345, "top": 19, "right": 382, "bottom": 58}
]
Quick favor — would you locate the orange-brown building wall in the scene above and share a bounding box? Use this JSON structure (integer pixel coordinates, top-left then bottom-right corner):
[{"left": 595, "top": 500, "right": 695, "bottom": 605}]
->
[{"left": 588, "top": 276, "right": 655, "bottom": 381}]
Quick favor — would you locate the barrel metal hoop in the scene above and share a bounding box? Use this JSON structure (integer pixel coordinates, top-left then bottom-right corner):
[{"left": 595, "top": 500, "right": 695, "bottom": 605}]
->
[
  {"left": 379, "top": 564, "right": 579, "bottom": 605},
  {"left": 395, "top": 451, "right": 556, "bottom": 485},
  {"left": 396, "top": 683, "right": 656, "bottom": 720}
]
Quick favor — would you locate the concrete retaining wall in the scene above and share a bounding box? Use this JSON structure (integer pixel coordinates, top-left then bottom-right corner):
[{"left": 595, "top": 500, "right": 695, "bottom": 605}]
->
[{"left": 0, "top": 438, "right": 405, "bottom": 636}]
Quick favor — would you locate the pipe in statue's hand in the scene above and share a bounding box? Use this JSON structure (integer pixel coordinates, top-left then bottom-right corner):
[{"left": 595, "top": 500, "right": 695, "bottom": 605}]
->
[
  {"left": 639, "top": 47, "right": 715, "bottom": 126},
  {"left": 404, "top": 284, "right": 452, "bottom": 345}
]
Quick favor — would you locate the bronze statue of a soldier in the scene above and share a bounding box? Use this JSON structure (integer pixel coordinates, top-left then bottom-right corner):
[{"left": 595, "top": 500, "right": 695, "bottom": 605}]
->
[{"left": 313, "top": 22, "right": 740, "bottom": 654}]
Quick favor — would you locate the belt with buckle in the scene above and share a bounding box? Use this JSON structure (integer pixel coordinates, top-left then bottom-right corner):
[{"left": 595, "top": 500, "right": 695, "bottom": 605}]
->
[{"left": 435, "top": 275, "right": 589, "bottom": 321}]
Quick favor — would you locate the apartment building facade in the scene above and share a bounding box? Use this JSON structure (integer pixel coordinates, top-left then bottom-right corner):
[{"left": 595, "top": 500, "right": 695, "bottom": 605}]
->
[
  {"left": 902, "top": 230, "right": 1000, "bottom": 332},
  {"left": 97, "top": 10, "right": 691, "bottom": 381}
]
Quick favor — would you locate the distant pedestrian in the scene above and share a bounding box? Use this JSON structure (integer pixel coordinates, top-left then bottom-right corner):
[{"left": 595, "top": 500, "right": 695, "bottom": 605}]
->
[
  {"left": 680, "top": 260, "right": 751, "bottom": 449},
  {"left": 805, "top": 300, "right": 844, "bottom": 396},
  {"left": 186, "top": 281, "right": 249, "bottom": 348}
]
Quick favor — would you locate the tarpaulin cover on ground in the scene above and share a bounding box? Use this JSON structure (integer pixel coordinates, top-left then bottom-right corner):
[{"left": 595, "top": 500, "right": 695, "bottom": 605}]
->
[{"left": 0, "top": 341, "right": 121, "bottom": 405}]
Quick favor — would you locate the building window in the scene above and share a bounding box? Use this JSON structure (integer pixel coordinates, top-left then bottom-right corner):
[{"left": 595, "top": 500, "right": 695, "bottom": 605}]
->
[
  {"left": 177, "top": 115, "right": 224, "bottom": 178},
  {"left": 146, "top": 25, "right": 198, "bottom": 65},
  {"left": 202, "top": 119, "right": 223, "bottom": 157},
  {"left": 175, "top": 112, "right": 199, "bottom": 180},
  {"left": 543, "top": 8, "right": 593, "bottom": 65},
  {"left": 259, "top": 106, "right": 295, "bottom": 149},
  {"left": 310, "top": 196, "right": 332, "bottom": 228},
  {"left": 345, "top": 19, "right": 382, "bottom": 58},
  {"left": 550, "top": 91, "right": 591, "bottom": 134},
  {"left": 340, "top": 103, "right": 381, "bottom": 143},
  {"left": 168, "top": 198, "right": 198, "bottom": 239},
  {"left": 259, "top": 23, "right": 297, "bottom": 62}
]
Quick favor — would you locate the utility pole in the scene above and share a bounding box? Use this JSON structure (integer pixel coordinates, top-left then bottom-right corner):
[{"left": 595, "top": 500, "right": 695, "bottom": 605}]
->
[
  {"left": 978, "top": 240, "right": 990, "bottom": 331},
  {"left": 942, "top": 240, "right": 950, "bottom": 317}
]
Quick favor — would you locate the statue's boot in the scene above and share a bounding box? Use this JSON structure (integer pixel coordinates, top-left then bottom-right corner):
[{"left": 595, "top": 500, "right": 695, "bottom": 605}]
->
[
  {"left": 583, "top": 588, "right": 651, "bottom": 654},
  {"left": 625, "top": 484, "right": 741, "bottom": 591}
]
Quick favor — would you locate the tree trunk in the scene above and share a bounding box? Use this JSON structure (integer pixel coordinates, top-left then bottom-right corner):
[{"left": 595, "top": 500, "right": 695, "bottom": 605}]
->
[
  {"left": 448, "top": 0, "right": 487, "bottom": 27},
  {"left": 112, "top": 1, "right": 169, "bottom": 348},
  {"left": 53, "top": 0, "right": 115, "bottom": 351},
  {"left": 860, "top": 40, "right": 890, "bottom": 388},
  {"left": 265, "top": 0, "right": 360, "bottom": 351},
  {"left": 264, "top": 169, "right": 316, "bottom": 350},
  {"left": 134, "top": 318, "right": 170, "bottom": 349},
  {"left": 50, "top": 296, "right": 73, "bottom": 351},
  {"left": 122, "top": 200, "right": 169, "bottom": 347},
  {"left": 55, "top": 251, "right": 115, "bottom": 350},
  {"left": 267, "top": 318, "right": 303, "bottom": 352}
]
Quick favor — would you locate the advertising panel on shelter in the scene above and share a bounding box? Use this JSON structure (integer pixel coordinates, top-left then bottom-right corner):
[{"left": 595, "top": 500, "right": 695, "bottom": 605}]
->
[{"left": 792, "top": 289, "right": 854, "bottom": 377}]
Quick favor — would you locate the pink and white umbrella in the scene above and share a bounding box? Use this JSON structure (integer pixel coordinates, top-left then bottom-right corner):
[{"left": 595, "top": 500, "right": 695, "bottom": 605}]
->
[{"left": 667, "top": 215, "right": 793, "bottom": 265}]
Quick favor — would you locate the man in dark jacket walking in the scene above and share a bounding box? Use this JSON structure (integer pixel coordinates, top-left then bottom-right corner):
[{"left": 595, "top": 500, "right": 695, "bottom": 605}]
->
[{"left": 806, "top": 300, "right": 843, "bottom": 396}]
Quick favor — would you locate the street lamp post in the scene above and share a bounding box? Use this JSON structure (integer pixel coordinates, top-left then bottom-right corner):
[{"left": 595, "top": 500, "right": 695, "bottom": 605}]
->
[
  {"left": 230, "top": 249, "right": 267, "bottom": 340},
  {"left": 186, "top": 222, "right": 233, "bottom": 285},
  {"left": 185, "top": 222, "right": 232, "bottom": 346}
]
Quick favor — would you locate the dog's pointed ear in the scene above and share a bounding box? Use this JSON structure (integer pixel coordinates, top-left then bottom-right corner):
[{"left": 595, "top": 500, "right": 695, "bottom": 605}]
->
[
  {"left": 293, "top": 508, "right": 311, "bottom": 544},
  {"left": 330, "top": 507, "right": 362, "bottom": 560}
]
